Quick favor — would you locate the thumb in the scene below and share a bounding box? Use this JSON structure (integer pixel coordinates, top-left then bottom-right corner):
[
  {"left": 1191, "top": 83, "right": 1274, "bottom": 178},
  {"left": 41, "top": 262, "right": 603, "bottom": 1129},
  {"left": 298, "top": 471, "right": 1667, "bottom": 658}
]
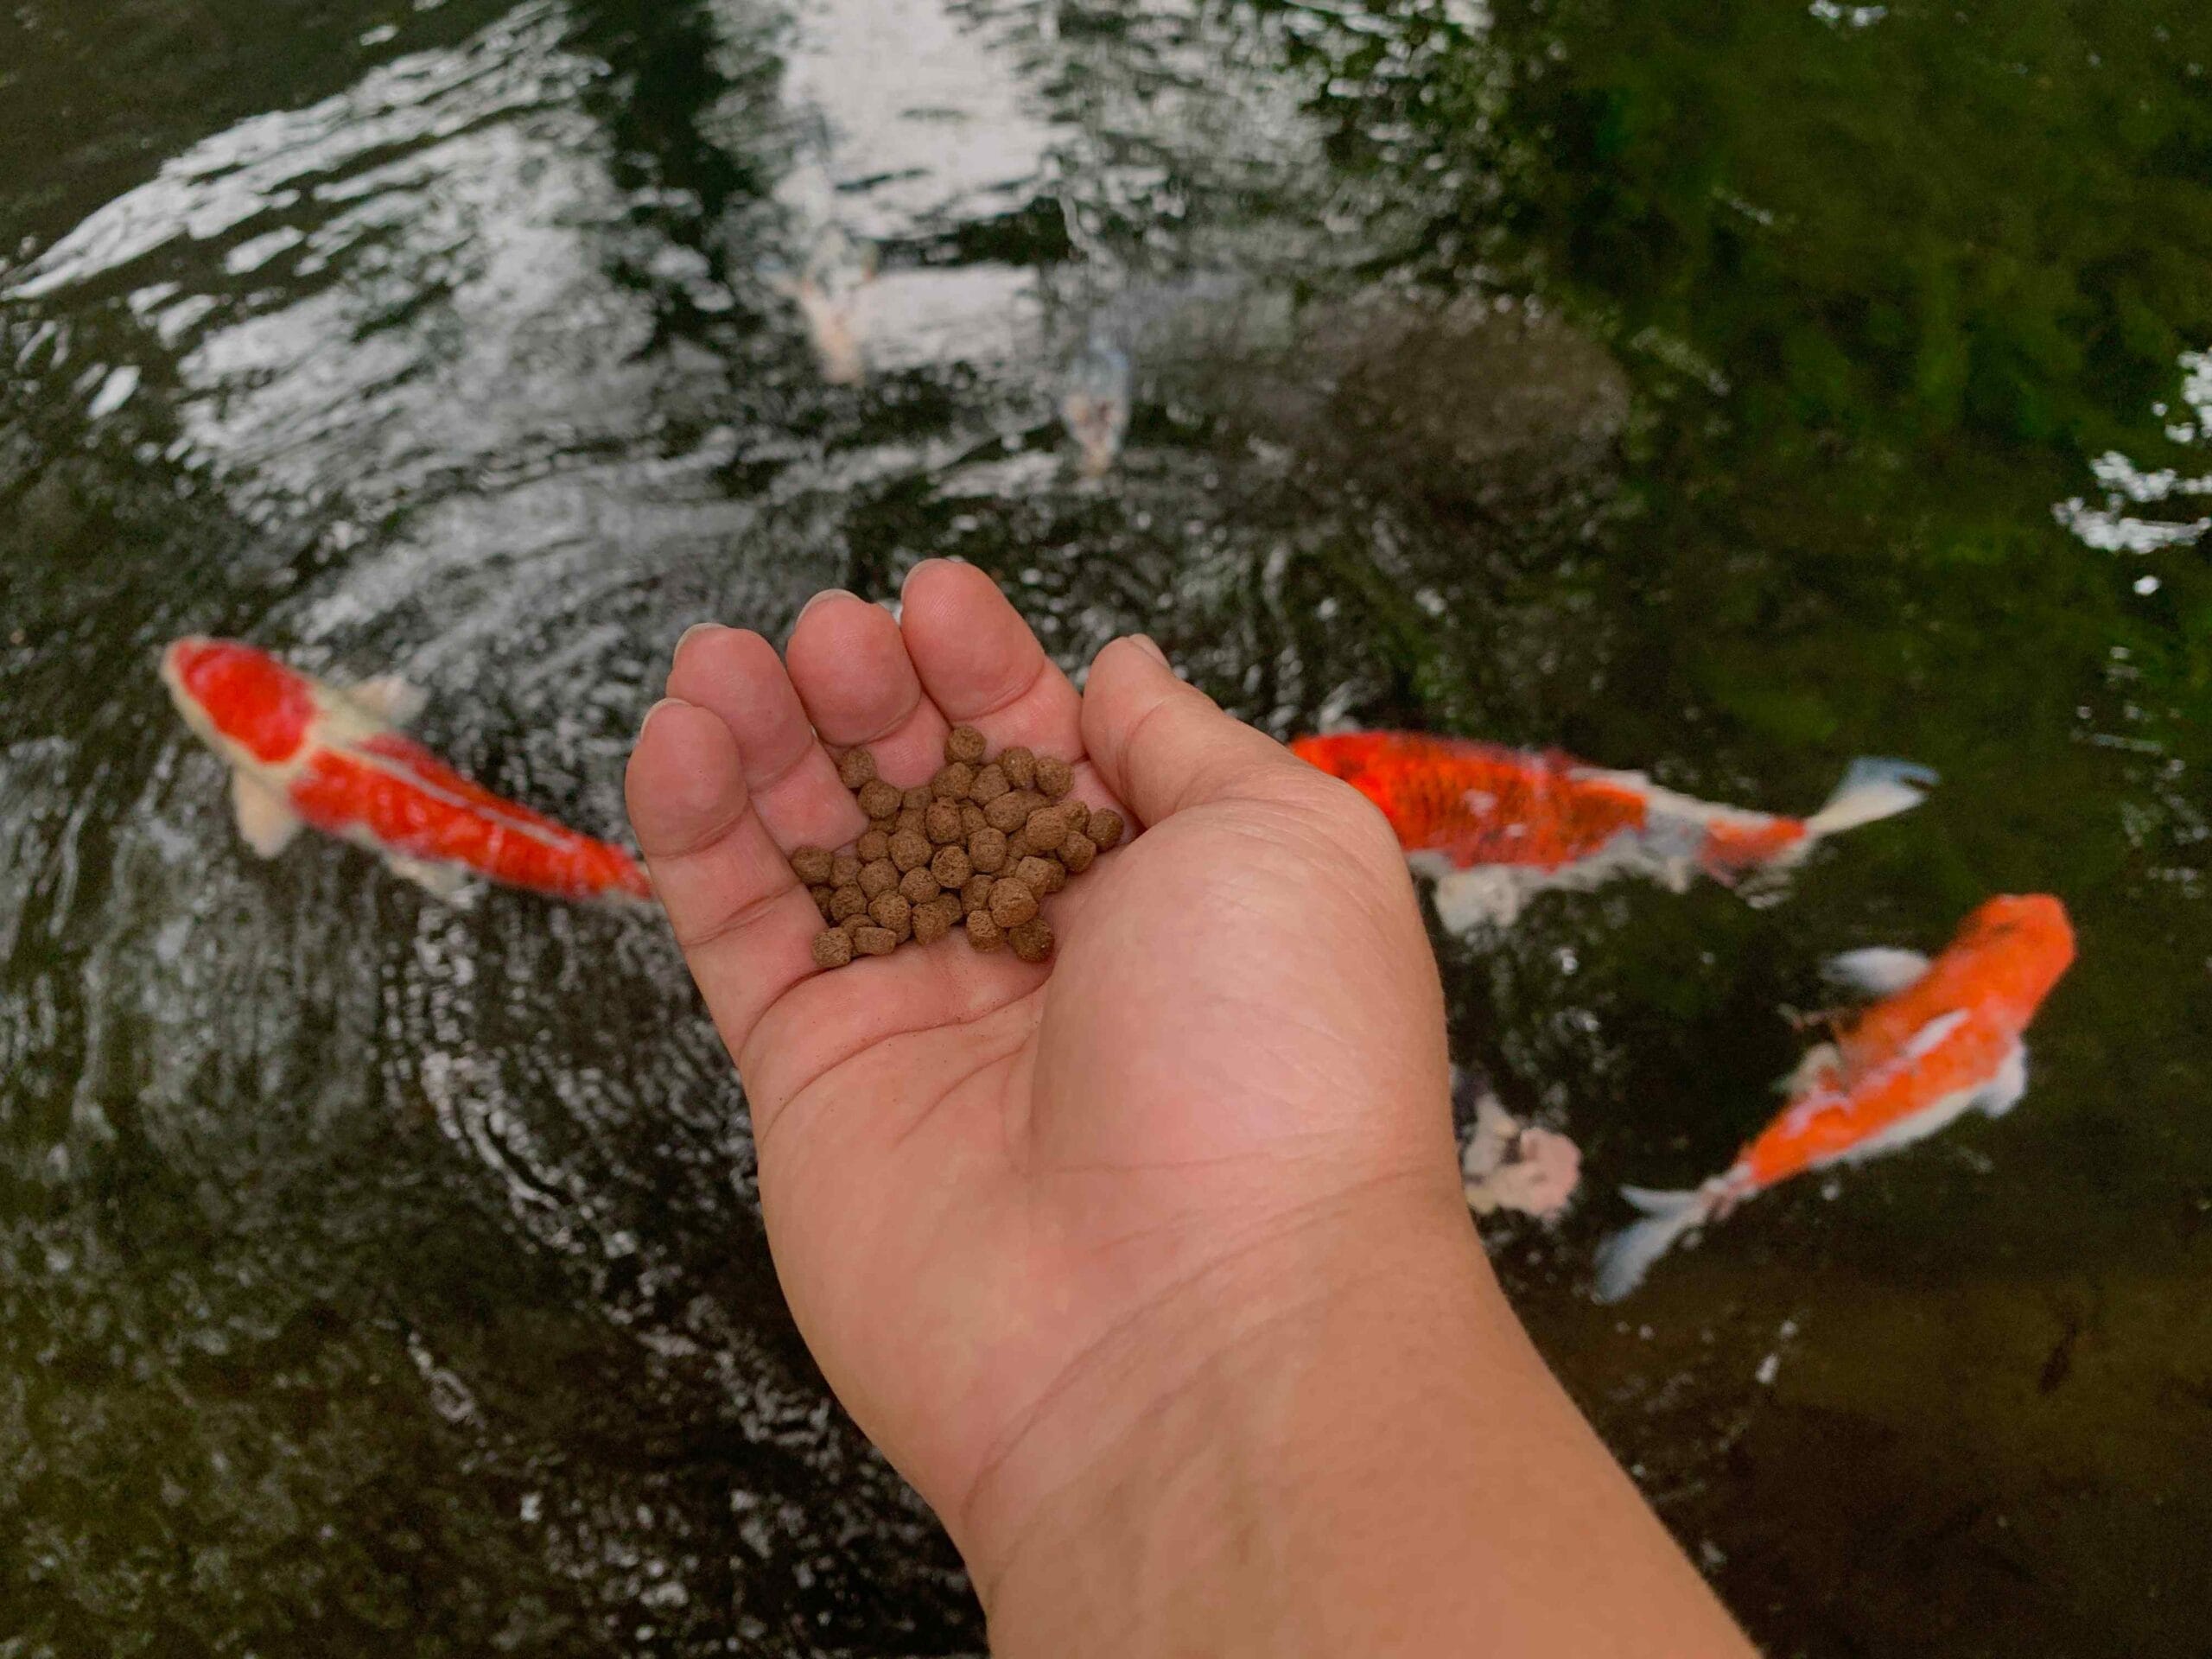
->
[{"left": 1079, "top": 635, "right": 1312, "bottom": 826}]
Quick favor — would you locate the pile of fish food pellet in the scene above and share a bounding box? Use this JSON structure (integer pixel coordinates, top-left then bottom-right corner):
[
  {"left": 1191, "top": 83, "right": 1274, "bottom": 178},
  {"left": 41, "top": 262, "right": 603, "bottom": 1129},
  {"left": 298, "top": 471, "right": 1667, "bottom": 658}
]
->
[{"left": 795, "top": 726, "right": 1124, "bottom": 970}]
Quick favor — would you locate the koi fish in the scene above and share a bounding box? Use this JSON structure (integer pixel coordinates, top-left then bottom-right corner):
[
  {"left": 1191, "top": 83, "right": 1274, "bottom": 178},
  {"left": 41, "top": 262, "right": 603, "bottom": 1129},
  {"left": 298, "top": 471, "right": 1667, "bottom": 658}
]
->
[
  {"left": 1061, "top": 334, "right": 1132, "bottom": 478},
  {"left": 770, "top": 226, "right": 875, "bottom": 386},
  {"left": 161, "top": 637, "right": 650, "bottom": 904},
  {"left": 1592, "top": 893, "right": 2076, "bottom": 1301},
  {"left": 1290, "top": 732, "right": 1935, "bottom": 930}
]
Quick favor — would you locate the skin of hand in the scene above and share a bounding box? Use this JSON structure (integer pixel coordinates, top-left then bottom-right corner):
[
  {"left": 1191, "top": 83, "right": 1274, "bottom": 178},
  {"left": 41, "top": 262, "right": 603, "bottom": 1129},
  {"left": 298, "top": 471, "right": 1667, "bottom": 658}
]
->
[{"left": 626, "top": 561, "right": 1754, "bottom": 1658}]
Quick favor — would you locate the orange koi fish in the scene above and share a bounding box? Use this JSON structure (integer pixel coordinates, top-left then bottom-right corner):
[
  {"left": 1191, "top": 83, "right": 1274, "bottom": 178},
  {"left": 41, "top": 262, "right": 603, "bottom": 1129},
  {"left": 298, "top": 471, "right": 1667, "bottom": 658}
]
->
[
  {"left": 1291, "top": 732, "right": 1934, "bottom": 929},
  {"left": 162, "top": 637, "right": 650, "bottom": 904},
  {"left": 1592, "top": 893, "right": 2076, "bottom": 1301}
]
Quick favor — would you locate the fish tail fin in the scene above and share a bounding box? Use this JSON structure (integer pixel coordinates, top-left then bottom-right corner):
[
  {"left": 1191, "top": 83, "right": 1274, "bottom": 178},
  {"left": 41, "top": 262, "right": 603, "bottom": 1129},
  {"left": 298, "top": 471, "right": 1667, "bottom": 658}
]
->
[
  {"left": 1592, "top": 1184, "right": 1718, "bottom": 1303},
  {"left": 1802, "top": 757, "right": 1938, "bottom": 842}
]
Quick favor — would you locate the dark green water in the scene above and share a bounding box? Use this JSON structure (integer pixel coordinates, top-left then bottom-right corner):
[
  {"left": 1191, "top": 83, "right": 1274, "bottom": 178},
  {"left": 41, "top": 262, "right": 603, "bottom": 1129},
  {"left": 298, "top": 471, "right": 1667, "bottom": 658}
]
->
[{"left": 3, "top": 1, "right": 2209, "bottom": 1652}]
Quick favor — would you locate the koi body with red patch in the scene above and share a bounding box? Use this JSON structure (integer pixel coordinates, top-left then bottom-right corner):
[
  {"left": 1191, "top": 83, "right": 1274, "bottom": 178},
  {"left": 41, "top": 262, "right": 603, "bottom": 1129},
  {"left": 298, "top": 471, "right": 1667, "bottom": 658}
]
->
[
  {"left": 162, "top": 637, "right": 649, "bottom": 903},
  {"left": 1593, "top": 894, "right": 2076, "bottom": 1300},
  {"left": 1290, "top": 732, "right": 1933, "bottom": 930}
]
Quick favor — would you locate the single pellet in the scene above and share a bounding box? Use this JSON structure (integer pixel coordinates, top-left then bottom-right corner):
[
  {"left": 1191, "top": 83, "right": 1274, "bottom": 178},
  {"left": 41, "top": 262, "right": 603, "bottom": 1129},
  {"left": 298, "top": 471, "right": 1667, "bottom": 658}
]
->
[
  {"left": 1008, "top": 917, "right": 1054, "bottom": 963},
  {"left": 916, "top": 893, "right": 963, "bottom": 943},
  {"left": 983, "top": 791, "right": 1035, "bottom": 834},
  {"left": 812, "top": 928, "right": 855, "bottom": 968},
  {"left": 946, "top": 725, "right": 988, "bottom": 765},
  {"left": 836, "top": 747, "right": 878, "bottom": 789},
  {"left": 960, "top": 874, "right": 994, "bottom": 914},
  {"left": 894, "top": 807, "right": 927, "bottom": 836},
  {"left": 830, "top": 884, "right": 868, "bottom": 922},
  {"left": 791, "top": 846, "right": 835, "bottom": 886},
  {"left": 900, "top": 866, "right": 942, "bottom": 906},
  {"left": 966, "top": 910, "right": 1004, "bottom": 951},
  {"left": 902, "top": 785, "right": 932, "bottom": 815},
  {"left": 988, "top": 877, "right": 1038, "bottom": 928},
  {"left": 1088, "top": 809, "right": 1125, "bottom": 851},
  {"left": 853, "top": 925, "right": 898, "bottom": 957},
  {"left": 1034, "top": 754, "right": 1074, "bottom": 799},
  {"left": 968, "top": 826, "right": 1009, "bottom": 873},
  {"left": 869, "top": 889, "right": 911, "bottom": 931},
  {"left": 969, "top": 764, "right": 1009, "bottom": 804},
  {"left": 1001, "top": 747, "right": 1037, "bottom": 790},
  {"left": 856, "top": 829, "right": 891, "bottom": 863},
  {"left": 931, "top": 843, "right": 972, "bottom": 887},
  {"left": 932, "top": 762, "right": 976, "bottom": 801},
  {"left": 859, "top": 859, "right": 899, "bottom": 899},
  {"left": 960, "top": 801, "right": 988, "bottom": 836},
  {"left": 1059, "top": 831, "right": 1096, "bottom": 874},
  {"left": 887, "top": 830, "right": 929, "bottom": 872},
  {"left": 1014, "top": 853, "right": 1065, "bottom": 896},
  {"left": 830, "top": 852, "right": 862, "bottom": 888},
  {"left": 925, "top": 800, "right": 965, "bottom": 845},
  {"left": 1062, "top": 800, "right": 1090, "bottom": 837},
  {"left": 1022, "top": 804, "right": 1071, "bottom": 850},
  {"left": 809, "top": 884, "right": 836, "bottom": 919},
  {"left": 856, "top": 778, "right": 901, "bottom": 820}
]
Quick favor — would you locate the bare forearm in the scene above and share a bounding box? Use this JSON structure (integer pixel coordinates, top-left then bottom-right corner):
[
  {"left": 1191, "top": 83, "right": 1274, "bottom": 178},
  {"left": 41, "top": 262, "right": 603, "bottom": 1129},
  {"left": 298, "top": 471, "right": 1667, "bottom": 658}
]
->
[{"left": 976, "top": 1201, "right": 1753, "bottom": 1659}]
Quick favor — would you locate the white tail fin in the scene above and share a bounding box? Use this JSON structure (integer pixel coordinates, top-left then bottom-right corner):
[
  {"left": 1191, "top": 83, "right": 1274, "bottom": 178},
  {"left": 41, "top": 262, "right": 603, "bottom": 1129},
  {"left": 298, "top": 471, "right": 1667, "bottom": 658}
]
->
[
  {"left": 1592, "top": 1185, "right": 1715, "bottom": 1302},
  {"left": 1802, "top": 758, "right": 1937, "bottom": 841}
]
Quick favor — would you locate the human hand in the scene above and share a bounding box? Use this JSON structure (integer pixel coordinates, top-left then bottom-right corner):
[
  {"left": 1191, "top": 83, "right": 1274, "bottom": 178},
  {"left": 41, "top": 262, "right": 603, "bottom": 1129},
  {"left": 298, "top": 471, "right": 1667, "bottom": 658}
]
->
[{"left": 627, "top": 563, "right": 1751, "bottom": 1656}]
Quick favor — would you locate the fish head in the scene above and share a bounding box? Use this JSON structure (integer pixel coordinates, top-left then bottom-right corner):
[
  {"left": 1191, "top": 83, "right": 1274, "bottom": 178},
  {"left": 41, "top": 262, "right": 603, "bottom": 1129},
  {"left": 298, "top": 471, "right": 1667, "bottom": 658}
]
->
[
  {"left": 160, "top": 637, "right": 316, "bottom": 768},
  {"left": 1287, "top": 731, "right": 1399, "bottom": 808},
  {"left": 1960, "top": 893, "right": 2077, "bottom": 1006}
]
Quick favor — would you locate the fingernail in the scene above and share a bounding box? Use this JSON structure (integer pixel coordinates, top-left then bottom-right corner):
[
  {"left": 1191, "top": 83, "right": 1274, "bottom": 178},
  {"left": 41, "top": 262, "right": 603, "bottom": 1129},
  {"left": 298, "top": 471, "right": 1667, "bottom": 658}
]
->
[
  {"left": 797, "top": 588, "right": 857, "bottom": 624},
  {"left": 676, "top": 622, "right": 723, "bottom": 654},
  {"left": 638, "top": 696, "right": 690, "bottom": 740},
  {"left": 1128, "top": 633, "right": 1170, "bottom": 667}
]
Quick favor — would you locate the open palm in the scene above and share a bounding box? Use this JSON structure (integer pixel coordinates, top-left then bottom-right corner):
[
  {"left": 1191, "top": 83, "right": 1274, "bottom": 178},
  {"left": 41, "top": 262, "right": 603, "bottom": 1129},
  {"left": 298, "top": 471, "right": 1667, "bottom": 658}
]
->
[{"left": 625, "top": 563, "right": 1465, "bottom": 1588}]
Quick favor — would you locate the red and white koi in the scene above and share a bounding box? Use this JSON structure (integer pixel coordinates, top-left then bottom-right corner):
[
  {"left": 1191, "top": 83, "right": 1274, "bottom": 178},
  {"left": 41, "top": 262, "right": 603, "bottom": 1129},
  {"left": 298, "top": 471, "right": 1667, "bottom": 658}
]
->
[
  {"left": 1291, "top": 732, "right": 1935, "bottom": 930},
  {"left": 1592, "top": 893, "right": 2076, "bottom": 1301},
  {"left": 161, "top": 637, "right": 650, "bottom": 904}
]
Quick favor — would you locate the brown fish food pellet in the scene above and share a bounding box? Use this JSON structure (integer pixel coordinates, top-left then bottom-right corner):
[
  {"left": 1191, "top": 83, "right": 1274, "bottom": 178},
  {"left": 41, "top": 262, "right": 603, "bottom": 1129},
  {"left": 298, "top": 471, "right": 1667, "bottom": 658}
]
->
[
  {"left": 1014, "top": 854, "right": 1065, "bottom": 896},
  {"left": 808, "top": 728, "right": 1123, "bottom": 969},
  {"left": 856, "top": 778, "right": 901, "bottom": 820},
  {"left": 983, "top": 791, "right": 1033, "bottom": 834},
  {"left": 988, "top": 877, "right": 1038, "bottom": 928},
  {"left": 968, "top": 825, "right": 1009, "bottom": 873},
  {"left": 925, "top": 799, "right": 965, "bottom": 845}
]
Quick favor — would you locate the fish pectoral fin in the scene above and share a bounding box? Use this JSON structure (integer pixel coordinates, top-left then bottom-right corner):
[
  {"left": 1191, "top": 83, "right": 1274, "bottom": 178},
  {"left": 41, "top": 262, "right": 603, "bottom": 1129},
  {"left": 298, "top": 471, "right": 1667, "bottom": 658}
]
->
[
  {"left": 1824, "top": 947, "right": 1932, "bottom": 999},
  {"left": 1976, "top": 1044, "right": 2030, "bottom": 1118},
  {"left": 385, "top": 853, "right": 475, "bottom": 906},
  {"left": 1776, "top": 1039, "right": 1844, "bottom": 1095},
  {"left": 230, "top": 772, "right": 303, "bottom": 858},
  {"left": 344, "top": 674, "right": 428, "bottom": 726}
]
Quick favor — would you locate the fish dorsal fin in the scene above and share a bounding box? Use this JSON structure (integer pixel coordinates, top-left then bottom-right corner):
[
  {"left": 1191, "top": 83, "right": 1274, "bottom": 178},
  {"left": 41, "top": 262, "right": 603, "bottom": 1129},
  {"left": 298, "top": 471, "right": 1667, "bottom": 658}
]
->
[
  {"left": 231, "top": 771, "right": 303, "bottom": 858},
  {"left": 1900, "top": 1007, "right": 1971, "bottom": 1063},
  {"left": 1824, "top": 947, "right": 1932, "bottom": 999},
  {"left": 385, "top": 852, "right": 475, "bottom": 906},
  {"left": 343, "top": 674, "right": 427, "bottom": 727}
]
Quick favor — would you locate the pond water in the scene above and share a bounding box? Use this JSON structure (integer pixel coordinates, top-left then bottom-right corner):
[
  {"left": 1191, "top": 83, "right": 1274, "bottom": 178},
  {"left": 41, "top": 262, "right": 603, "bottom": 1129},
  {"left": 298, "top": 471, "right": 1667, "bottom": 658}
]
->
[{"left": 3, "top": 1, "right": 2209, "bottom": 1653}]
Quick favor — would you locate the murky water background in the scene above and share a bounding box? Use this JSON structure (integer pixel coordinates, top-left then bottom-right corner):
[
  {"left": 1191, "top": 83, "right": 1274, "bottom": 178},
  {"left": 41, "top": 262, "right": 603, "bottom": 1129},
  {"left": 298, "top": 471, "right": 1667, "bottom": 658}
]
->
[{"left": 4, "top": 1, "right": 2210, "bottom": 1653}]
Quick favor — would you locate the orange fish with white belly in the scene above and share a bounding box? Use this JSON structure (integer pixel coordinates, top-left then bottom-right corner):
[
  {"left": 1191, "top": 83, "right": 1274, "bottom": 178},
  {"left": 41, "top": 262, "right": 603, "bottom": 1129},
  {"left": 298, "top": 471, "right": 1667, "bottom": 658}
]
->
[
  {"left": 161, "top": 637, "right": 650, "bottom": 904},
  {"left": 1290, "top": 732, "right": 1934, "bottom": 930},
  {"left": 1592, "top": 893, "right": 2076, "bottom": 1301}
]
